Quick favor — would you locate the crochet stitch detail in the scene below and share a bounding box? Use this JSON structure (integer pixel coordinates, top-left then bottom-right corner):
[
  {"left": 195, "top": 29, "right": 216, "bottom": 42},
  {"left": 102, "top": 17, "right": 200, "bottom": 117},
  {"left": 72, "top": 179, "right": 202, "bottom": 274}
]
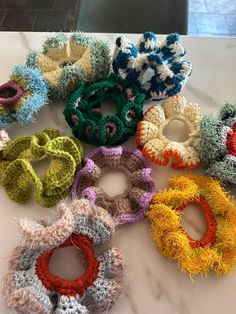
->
[
  {"left": 0, "top": 65, "right": 48, "bottom": 128},
  {"left": 0, "top": 128, "right": 83, "bottom": 207},
  {"left": 137, "top": 95, "right": 200, "bottom": 169},
  {"left": 71, "top": 146, "right": 156, "bottom": 223},
  {"left": 64, "top": 73, "right": 145, "bottom": 146},
  {"left": 0, "top": 129, "right": 10, "bottom": 151},
  {"left": 2, "top": 198, "right": 124, "bottom": 314},
  {"left": 200, "top": 103, "right": 236, "bottom": 184},
  {"left": 26, "top": 32, "right": 111, "bottom": 99},
  {"left": 147, "top": 174, "right": 236, "bottom": 276},
  {"left": 112, "top": 32, "right": 192, "bottom": 100}
]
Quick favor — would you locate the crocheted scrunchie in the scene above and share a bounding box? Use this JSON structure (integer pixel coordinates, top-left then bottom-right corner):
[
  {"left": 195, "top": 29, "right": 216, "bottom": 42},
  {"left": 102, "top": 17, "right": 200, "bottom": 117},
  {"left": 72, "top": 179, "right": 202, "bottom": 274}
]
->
[
  {"left": 2, "top": 198, "right": 125, "bottom": 314},
  {"left": 112, "top": 32, "right": 192, "bottom": 100},
  {"left": 0, "top": 128, "right": 83, "bottom": 207},
  {"left": 64, "top": 74, "right": 145, "bottom": 146},
  {"left": 137, "top": 95, "right": 200, "bottom": 169},
  {"left": 0, "top": 129, "right": 10, "bottom": 151},
  {"left": 200, "top": 103, "right": 236, "bottom": 184},
  {"left": 0, "top": 65, "right": 48, "bottom": 128},
  {"left": 148, "top": 174, "right": 236, "bottom": 276},
  {"left": 71, "top": 146, "right": 156, "bottom": 223},
  {"left": 26, "top": 32, "right": 111, "bottom": 99}
]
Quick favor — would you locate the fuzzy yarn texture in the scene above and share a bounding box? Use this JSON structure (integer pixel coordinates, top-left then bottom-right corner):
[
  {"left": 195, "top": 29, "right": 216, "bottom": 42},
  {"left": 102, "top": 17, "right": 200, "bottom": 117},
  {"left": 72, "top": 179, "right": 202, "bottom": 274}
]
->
[
  {"left": 147, "top": 174, "right": 236, "bottom": 276},
  {"left": 0, "top": 128, "right": 83, "bottom": 207},
  {"left": 200, "top": 103, "right": 236, "bottom": 184},
  {"left": 64, "top": 73, "right": 145, "bottom": 146},
  {"left": 0, "top": 129, "right": 10, "bottom": 151},
  {"left": 71, "top": 146, "right": 156, "bottom": 223},
  {"left": 112, "top": 32, "right": 192, "bottom": 100},
  {"left": 0, "top": 65, "right": 48, "bottom": 128},
  {"left": 2, "top": 198, "right": 125, "bottom": 314},
  {"left": 26, "top": 32, "right": 111, "bottom": 99},
  {"left": 137, "top": 95, "right": 200, "bottom": 169}
]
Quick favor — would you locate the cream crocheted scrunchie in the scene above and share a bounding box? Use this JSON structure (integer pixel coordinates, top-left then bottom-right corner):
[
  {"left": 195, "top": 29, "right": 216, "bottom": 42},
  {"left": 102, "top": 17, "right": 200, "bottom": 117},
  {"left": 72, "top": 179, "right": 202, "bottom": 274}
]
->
[
  {"left": 137, "top": 95, "right": 200, "bottom": 169},
  {"left": 27, "top": 32, "right": 111, "bottom": 99}
]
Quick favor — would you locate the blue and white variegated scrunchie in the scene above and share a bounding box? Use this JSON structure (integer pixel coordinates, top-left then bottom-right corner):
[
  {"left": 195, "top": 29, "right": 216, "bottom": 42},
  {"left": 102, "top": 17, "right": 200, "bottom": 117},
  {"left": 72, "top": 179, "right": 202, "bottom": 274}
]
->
[{"left": 112, "top": 32, "right": 192, "bottom": 101}]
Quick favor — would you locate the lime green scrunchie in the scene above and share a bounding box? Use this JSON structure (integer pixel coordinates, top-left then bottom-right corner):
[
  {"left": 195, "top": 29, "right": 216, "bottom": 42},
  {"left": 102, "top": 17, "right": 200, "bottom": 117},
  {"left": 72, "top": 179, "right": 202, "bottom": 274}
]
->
[{"left": 0, "top": 128, "right": 83, "bottom": 207}]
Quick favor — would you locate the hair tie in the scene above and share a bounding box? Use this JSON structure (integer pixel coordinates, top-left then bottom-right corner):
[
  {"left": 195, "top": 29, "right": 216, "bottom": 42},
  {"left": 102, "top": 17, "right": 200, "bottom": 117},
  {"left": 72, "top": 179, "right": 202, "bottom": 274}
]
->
[
  {"left": 26, "top": 32, "right": 111, "bottom": 99},
  {"left": 147, "top": 174, "right": 236, "bottom": 276},
  {"left": 200, "top": 103, "right": 236, "bottom": 184},
  {"left": 71, "top": 146, "right": 155, "bottom": 223},
  {"left": 137, "top": 95, "right": 200, "bottom": 169},
  {"left": 0, "top": 128, "right": 83, "bottom": 207},
  {"left": 2, "top": 198, "right": 124, "bottom": 313},
  {"left": 64, "top": 74, "right": 145, "bottom": 146},
  {"left": 0, "top": 65, "right": 48, "bottom": 129},
  {"left": 0, "top": 130, "right": 10, "bottom": 151},
  {"left": 112, "top": 32, "right": 192, "bottom": 100}
]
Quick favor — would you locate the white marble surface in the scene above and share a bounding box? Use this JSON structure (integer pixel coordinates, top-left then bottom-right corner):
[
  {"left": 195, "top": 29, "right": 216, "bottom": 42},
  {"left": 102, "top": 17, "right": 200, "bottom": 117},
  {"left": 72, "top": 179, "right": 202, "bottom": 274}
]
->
[{"left": 0, "top": 32, "right": 236, "bottom": 314}]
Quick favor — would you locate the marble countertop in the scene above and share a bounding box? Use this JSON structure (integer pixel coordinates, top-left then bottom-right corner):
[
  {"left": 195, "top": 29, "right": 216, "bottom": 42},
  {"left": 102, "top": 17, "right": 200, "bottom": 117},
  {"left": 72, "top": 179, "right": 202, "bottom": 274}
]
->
[{"left": 0, "top": 32, "right": 236, "bottom": 314}]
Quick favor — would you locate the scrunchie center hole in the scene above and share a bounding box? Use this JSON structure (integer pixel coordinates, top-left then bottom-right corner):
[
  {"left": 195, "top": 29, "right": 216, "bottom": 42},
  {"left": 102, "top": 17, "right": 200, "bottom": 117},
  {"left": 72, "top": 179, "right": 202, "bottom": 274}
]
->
[
  {"left": 141, "top": 67, "right": 155, "bottom": 85},
  {"left": 100, "top": 99, "right": 117, "bottom": 116},
  {"left": 60, "top": 60, "right": 76, "bottom": 68},
  {"left": 31, "top": 158, "right": 51, "bottom": 177},
  {"left": 163, "top": 119, "right": 189, "bottom": 142},
  {"left": 98, "top": 170, "right": 129, "bottom": 197},
  {"left": 49, "top": 246, "right": 86, "bottom": 280},
  {"left": 181, "top": 204, "right": 207, "bottom": 241},
  {"left": 226, "top": 128, "right": 236, "bottom": 156},
  {"left": 0, "top": 86, "right": 17, "bottom": 98}
]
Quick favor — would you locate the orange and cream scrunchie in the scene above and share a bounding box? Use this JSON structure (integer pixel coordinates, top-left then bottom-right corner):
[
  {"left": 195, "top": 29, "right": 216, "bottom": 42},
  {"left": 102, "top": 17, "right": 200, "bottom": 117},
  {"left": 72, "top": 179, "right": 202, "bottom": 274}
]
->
[
  {"left": 137, "top": 95, "right": 200, "bottom": 169},
  {"left": 147, "top": 174, "right": 236, "bottom": 276}
]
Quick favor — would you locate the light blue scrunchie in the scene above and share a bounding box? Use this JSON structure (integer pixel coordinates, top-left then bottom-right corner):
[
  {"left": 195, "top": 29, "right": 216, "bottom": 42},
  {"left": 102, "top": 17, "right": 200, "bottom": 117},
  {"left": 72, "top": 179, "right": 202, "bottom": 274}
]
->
[{"left": 0, "top": 64, "right": 48, "bottom": 129}]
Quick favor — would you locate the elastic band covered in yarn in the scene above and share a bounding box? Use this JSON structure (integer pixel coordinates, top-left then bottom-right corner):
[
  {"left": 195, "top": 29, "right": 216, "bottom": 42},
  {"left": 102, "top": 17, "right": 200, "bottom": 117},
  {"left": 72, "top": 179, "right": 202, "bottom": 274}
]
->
[
  {"left": 200, "top": 103, "right": 236, "bottom": 184},
  {"left": 71, "top": 146, "right": 156, "bottom": 223},
  {"left": 113, "top": 32, "right": 192, "bottom": 100},
  {"left": 0, "top": 129, "right": 10, "bottom": 151},
  {"left": 137, "top": 95, "right": 200, "bottom": 169},
  {"left": 2, "top": 198, "right": 124, "bottom": 314},
  {"left": 0, "top": 128, "right": 83, "bottom": 207},
  {"left": 147, "top": 174, "right": 236, "bottom": 276},
  {"left": 26, "top": 32, "right": 111, "bottom": 99},
  {"left": 64, "top": 73, "right": 145, "bottom": 146},
  {"left": 0, "top": 65, "right": 48, "bottom": 128}
]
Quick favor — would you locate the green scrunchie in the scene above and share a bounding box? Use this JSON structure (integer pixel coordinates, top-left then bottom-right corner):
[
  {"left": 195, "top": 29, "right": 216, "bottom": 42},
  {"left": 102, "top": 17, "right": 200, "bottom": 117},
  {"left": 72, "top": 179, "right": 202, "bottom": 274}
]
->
[
  {"left": 0, "top": 128, "right": 83, "bottom": 207},
  {"left": 63, "top": 74, "right": 145, "bottom": 146}
]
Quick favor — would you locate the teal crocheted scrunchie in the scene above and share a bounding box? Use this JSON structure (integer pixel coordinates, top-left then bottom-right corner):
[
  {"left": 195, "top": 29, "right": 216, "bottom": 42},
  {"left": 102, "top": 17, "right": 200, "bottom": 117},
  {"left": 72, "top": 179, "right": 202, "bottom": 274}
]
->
[{"left": 63, "top": 74, "right": 145, "bottom": 146}]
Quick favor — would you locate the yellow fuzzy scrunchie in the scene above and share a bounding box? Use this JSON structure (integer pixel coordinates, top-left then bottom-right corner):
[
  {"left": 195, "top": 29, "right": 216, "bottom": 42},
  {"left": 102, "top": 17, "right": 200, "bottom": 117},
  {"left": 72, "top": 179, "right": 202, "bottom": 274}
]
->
[
  {"left": 0, "top": 128, "right": 83, "bottom": 207},
  {"left": 147, "top": 174, "right": 236, "bottom": 276}
]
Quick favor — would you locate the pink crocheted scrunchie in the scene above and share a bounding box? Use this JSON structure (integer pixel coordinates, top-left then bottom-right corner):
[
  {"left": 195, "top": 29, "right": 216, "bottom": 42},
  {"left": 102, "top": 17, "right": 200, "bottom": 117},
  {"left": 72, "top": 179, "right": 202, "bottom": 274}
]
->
[
  {"left": 2, "top": 198, "right": 125, "bottom": 314},
  {"left": 71, "top": 146, "right": 156, "bottom": 224}
]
